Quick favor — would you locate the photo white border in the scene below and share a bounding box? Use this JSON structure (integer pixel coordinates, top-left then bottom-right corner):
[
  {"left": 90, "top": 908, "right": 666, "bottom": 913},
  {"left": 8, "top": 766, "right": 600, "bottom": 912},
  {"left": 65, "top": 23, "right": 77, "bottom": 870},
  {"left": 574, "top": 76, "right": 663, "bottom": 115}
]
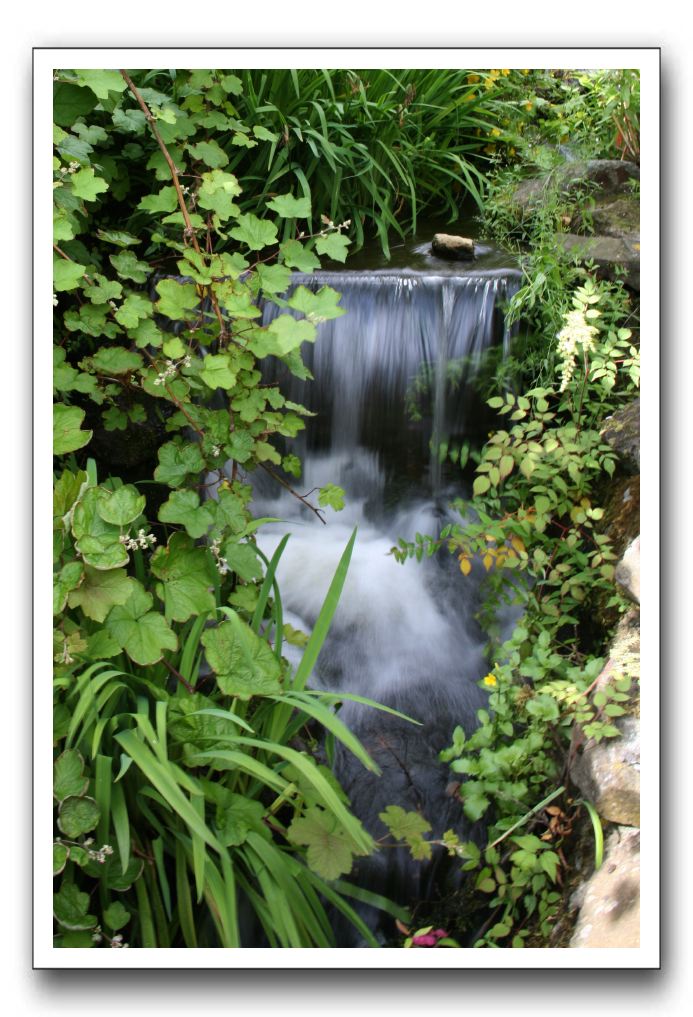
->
[{"left": 34, "top": 46, "right": 660, "bottom": 970}]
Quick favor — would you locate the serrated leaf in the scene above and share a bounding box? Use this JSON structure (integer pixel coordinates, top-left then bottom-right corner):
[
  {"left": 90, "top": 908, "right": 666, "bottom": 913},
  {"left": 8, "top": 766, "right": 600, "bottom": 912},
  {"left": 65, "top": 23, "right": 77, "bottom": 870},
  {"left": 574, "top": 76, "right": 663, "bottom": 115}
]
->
[
  {"left": 54, "top": 403, "right": 92, "bottom": 455},
  {"left": 73, "top": 69, "right": 127, "bottom": 99},
  {"left": 150, "top": 532, "right": 216, "bottom": 623},
  {"left": 264, "top": 315, "right": 317, "bottom": 355},
  {"left": 200, "top": 353, "right": 238, "bottom": 390},
  {"left": 288, "top": 285, "right": 345, "bottom": 324},
  {"left": 279, "top": 239, "right": 321, "bottom": 273},
  {"left": 315, "top": 232, "right": 351, "bottom": 263},
  {"left": 138, "top": 186, "right": 178, "bottom": 214},
  {"left": 58, "top": 795, "right": 101, "bottom": 838},
  {"left": 186, "top": 138, "right": 228, "bottom": 168},
  {"left": 103, "top": 901, "right": 131, "bottom": 931},
  {"left": 70, "top": 167, "right": 108, "bottom": 201},
  {"left": 266, "top": 193, "right": 311, "bottom": 218},
  {"left": 158, "top": 489, "right": 214, "bottom": 539},
  {"left": 67, "top": 565, "right": 136, "bottom": 623},
  {"left": 287, "top": 807, "right": 356, "bottom": 880},
  {"left": 229, "top": 213, "right": 278, "bottom": 251},
  {"left": 88, "top": 347, "right": 143, "bottom": 375},
  {"left": 53, "top": 560, "right": 84, "bottom": 614},
  {"left": 154, "top": 441, "right": 206, "bottom": 488},
  {"left": 53, "top": 749, "right": 88, "bottom": 802},
  {"left": 105, "top": 584, "right": 178, "bottom": 664},
  {"left": 97, "top": 485, "right": 146, "bottom": 526},
  {"left": 379, "top": 805, "right": 432, "bottom": 842},
  {"left": 222, "top": 539, "right": 264, "bottom": 581},
  {"left": 53, "top": 883, "right": 97, "bottom": 931},
  {"left": 53, "top": 82, "right": 99, "bottom": 127},
  {"left": 200, "top": 614, "right": 282, "bottom": 700},
  {"left": 109, "top": 250, "right": 149, "bottom": 282},
  {"left": 53, "top": 257, "right": 86, "bottom": 292},
  {"left": 154, "top": 278, "right": 199, "bottom": 321}
]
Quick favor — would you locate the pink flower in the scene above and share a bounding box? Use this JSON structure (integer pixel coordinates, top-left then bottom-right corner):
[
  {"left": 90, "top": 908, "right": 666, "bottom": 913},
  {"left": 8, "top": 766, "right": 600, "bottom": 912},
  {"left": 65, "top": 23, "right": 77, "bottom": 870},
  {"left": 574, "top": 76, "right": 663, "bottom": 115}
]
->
[{"left": 411, "top": 928, "right": 448, "bottom": 947}]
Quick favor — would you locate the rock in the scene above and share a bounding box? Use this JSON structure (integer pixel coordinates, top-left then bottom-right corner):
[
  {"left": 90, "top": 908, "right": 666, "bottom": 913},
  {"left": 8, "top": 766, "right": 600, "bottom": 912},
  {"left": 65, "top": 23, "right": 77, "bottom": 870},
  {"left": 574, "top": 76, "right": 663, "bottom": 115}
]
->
[
  {"left": 570, "top": 826, "right": 640, "bottom": 948},
  {"left": 552, "top": 233, "right": 640, "bottom": 290},
  {"left": 431, "top": 234, "right": 475, "bottom": 260},
  {"left": 601, "top": 399, "right": 640, "bottom": 475},
  {"left": 570, "top": 715, "right": 640, "bottom": 826},
  {"left": 589, "top": 194, "right": 640, "bottom": 239},
  {"left": 615, "top": 536, "right": 641, "bottom": 604},
  {"left": 511, "top": 159, "right": 640, "bottom": 212}
]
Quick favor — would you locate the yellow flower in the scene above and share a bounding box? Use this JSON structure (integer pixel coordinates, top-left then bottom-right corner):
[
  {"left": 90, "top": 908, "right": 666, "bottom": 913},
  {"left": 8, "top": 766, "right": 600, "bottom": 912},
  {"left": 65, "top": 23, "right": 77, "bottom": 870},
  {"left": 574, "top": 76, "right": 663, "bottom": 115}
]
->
[
  {"left": 524, "top": 101, "right": 533, "bottom": 111},
  {"left": 521, "top": 69, "right": 530, "bottom": 75},
  {"left": 482, "top": 673, "right": 497, "bottom": 687},
  {"left": 467, "top": 73, "right": 480, "bottom": 84},
  {"left": 490, "top": 127, "right": 502, "bottom": 137},
  {"left": 501, "top": 69, "right": 510, "bottom": 76}
]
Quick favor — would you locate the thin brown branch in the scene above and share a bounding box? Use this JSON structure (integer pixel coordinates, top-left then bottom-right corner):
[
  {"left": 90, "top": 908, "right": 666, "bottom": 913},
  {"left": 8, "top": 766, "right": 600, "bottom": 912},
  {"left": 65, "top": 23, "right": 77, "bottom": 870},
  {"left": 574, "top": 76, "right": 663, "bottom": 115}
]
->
[
  {"left": 259, "top": 462, "right": 326, "bottom": 524},
  {"left": 162, "top": 657, "right": 196, "bottom": 695}
]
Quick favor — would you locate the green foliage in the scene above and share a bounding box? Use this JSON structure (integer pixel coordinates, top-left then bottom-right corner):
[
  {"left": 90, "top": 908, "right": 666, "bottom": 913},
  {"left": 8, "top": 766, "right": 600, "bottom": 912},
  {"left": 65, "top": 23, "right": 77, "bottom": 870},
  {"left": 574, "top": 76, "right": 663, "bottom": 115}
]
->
[
  {"left": 393, "top": 271, "right": 640, "bottom": 947},
  {"left": 52, "top": 67, "right": 402, "bottom": 948}
]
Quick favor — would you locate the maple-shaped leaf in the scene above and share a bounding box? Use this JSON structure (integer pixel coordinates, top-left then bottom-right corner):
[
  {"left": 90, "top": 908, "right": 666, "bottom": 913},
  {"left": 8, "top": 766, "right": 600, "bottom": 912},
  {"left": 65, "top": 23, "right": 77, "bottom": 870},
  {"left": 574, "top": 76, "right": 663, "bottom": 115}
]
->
[
  {"left": 287, "top": 807, "right": 357, "bottom": 881},
  {"left": 150, "top": 532, "right": 216, "bottom": 622},
  {"left": 200, "top": 613, "right": 281, "bottom": 700},
  {"left": 379, "top": 805, "right": 432, "bottom": 842}
]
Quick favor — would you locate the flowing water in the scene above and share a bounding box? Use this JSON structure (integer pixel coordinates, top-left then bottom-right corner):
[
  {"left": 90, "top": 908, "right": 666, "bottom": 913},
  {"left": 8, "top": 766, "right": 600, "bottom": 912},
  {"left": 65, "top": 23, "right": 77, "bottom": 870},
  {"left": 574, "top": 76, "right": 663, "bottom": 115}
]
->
[{"left": 239, "top": 232, "right": 520, "bottom": 942}]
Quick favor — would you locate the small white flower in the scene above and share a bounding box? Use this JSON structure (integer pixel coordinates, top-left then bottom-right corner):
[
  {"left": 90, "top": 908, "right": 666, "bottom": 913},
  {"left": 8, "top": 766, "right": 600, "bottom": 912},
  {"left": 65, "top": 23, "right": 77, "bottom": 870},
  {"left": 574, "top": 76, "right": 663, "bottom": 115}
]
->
[{"left": 52, "top": 293, "right": 58, "bottom": 306}]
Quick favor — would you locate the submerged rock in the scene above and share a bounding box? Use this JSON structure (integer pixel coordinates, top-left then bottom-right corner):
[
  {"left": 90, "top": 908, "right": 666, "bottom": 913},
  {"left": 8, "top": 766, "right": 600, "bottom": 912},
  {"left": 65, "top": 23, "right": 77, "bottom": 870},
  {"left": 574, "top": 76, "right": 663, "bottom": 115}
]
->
[
  {"left": 431, "top": 233, "right": 475, "bottom": 260},
  {"left": 570, "top": 826, "right": 640, "bottom": 948}
]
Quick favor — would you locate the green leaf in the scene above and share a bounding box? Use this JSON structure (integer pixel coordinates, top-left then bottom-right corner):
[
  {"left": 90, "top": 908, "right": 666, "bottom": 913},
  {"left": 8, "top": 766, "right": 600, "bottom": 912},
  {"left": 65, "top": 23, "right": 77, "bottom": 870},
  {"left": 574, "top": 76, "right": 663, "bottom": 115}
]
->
[
  {"left": 150, "top": 532, "right": 216, "bottom": 622},
  {"left": 70, "top": 167, "right": 109, "bottom": 201},
  {"left": 187, "top": 139, "right": 229, "bottom": 168},
  {"left": 315, "top": 232, "right": 351, "bottom": 263},
  {"left": 256, "top": 263, "right": 292, "bottom": 295},
  {"left": 287, "top": 807, "right": 356, "bottom": 880},
  {"left": 379, "top": 805, "right": 432, "bottom": 842},
  {"left": 103, "top": 901, "right": 131, "bottom": 932},
  {"left": 266, "top": 193, "right": 311, "bottom": 218},
  {"left": 109, "top": 250, "right": 150, "bottom": 282},
  {"left": 53, "top": 82, "right": 99, "bottom": 126},
  {"left": 264, "top": 315, "right": 317, "bottom": 355},
  {"left": 318, "top": 483, "right": 345, "bottom": 511},
  {"left": 71, "top": 487, "right": 129, "bottom": 570},
  {"left": 200, "top": 353, "right": 238, "bottom": 390},
  {"left": 88, "top": 346, "right": 143, "bottom": 375},
  {"left": 138, "top": 186, "right": 179, "bottom": 214},
  {"left": 73, "top": 69, "right": 128, "bottom": 99},
  {"left": 67, "top": 565, "right": 136, "bottom": 623},
  {"left": 54, "top": 403, "right": 92, "bottom": 455},
  {"left": 155, "top": 279, "right": 199, "bottom": 320},
  {"left": 229, "top": 213, "right": 278, "bottom": 251},
  {"left": 154, "top": 441, "right": 206, "bottom": 488},
  {"left": 473, "top": 474, "right": 491, "bottom": 497},
  {"left": 57, "top": 795, "right": 101, "bottom": 838},
  {"left": 279, "top": 239, "right": 321, "bottom": 273},
  {"left": 222, "top": 540, "right": 264, "bottom": 581},
  {"left": 53, "top": 843, "right": 69, "bottom": 876},
  {"left": 53, "top": 883, "right": 97, "bottom": 931},
  {"left": 53, "top": 749, "right": 88, "bottom": 801},
  {"left": 200, "top": 614, "right": 282, "bottom": 700},
  {"left": 288, "top": 285, "right": 345, "bottom": 324},
  {"left": 53, "top": 560, "right": 84, "bottom": 615},
  {"left": 53, "top": 257, "right": 86, "bottom": 292},
  {"left": 220, "top": 74, "right": 243, "bottom": 95},
  {"left": 105, "top": 585, "right": 178, "bottom": 665},
  {"left": 158, "top": 490, "right": 214, "bottom": 539},
  {"left": 97, "top": 485, "right": 146, "bottom": 526}
]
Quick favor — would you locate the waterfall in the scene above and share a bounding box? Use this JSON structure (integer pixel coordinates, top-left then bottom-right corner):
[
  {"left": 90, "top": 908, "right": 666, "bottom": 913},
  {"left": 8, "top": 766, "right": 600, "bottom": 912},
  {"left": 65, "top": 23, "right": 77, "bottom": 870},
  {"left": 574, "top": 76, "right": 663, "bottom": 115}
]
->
[{"left": 249, "top": 264, "right": 520, "bottom": 943}]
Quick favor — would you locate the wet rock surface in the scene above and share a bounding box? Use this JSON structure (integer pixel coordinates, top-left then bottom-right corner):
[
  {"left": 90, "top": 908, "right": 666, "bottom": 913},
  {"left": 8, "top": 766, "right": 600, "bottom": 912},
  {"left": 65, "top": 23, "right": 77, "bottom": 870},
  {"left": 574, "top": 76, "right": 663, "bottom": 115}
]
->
[
  {"left": 615, "top": 536, "right": 641, "bottom": 604},
  {"left": 570, "top": 826, "right": 640, "bottom": 948},
  {"left": 431, "top": 233, "right": 476, "bottom": 260},
  {"left": 571, "top": 715, "right": 640, "bottom": 827}
]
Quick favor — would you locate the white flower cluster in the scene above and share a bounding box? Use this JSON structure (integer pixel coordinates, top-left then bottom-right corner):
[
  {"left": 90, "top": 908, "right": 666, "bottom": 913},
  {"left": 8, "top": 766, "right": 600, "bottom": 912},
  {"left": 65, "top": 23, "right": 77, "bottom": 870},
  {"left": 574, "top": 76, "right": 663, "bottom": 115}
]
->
[
  {"left": 210, "top": 445, "right": 221, "bottom": 457},
  {"left": 210, "top": 537, "right": 230, "bottom": 576},
  {"left": 152, "top": 355, "right": 192, "bottom": 387},
  {"left": 83, "top": 839, "right": 115, "bottom": 864},
  {"left": 556, "top": 309, "right": 599, "bottom": 392},
  {"left": 110, "top": 934, "right": 129, "bottom": 948},
  {"left": 119, "top": 528, "right": 157, "bottom": 551}
]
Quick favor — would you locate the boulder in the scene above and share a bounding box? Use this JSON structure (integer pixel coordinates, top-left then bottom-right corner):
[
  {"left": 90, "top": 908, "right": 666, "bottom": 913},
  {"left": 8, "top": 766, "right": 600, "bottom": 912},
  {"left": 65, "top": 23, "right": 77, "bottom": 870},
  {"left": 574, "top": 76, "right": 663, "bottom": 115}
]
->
[
  {"left": 431, "top": 233, "right": 475, "bottom": 260},
  {"left": 570, "top": 715, "right": 640, "bottom": 827},
  {"left": 589, "top": 194, "right": 640, "bottom": 239},
  {"left": 552, "top": 233, "right": 640, "bottom": 290},
  {"left": 615, "top": 535, "right": 641, "bottom": 604},
  {"left": 570, "top": 826, "right": 640, "bottom": 948},
  {"left": 601, "top": 399, "right": 640, "bottom": 475},
  {"left": 511, "top": 160, "right": 640, "bottom": 212}
]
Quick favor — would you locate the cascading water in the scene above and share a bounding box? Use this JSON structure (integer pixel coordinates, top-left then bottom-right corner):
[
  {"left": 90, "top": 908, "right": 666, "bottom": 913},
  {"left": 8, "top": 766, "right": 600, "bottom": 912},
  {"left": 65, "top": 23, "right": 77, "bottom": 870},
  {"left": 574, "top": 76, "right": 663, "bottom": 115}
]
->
[{"left": 248, "top": 254, "right": 520, "bottom": 943}]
